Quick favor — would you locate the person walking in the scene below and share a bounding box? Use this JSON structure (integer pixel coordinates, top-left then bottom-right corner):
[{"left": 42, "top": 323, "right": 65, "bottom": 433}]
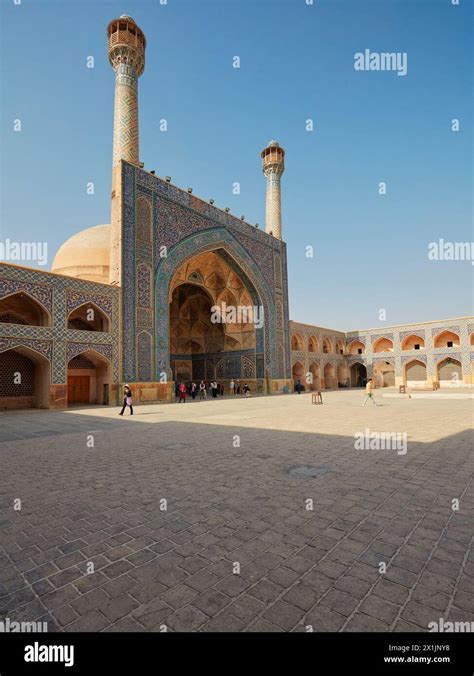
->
[
  {"left": 175, "top": 382, "right": 180, "bottom": 399},
  {"left": 296, "top": 379, "right": 302, "bottom": 394},
  {"left": 236, "top": 380, "right": 241, "bottom": 395},
  {"left": 229, "top": 379, "right": 235, "bottom": 396},
  {"left": 363, "top": 378, "right": 377, "bottom": 406},
  {"left": 211, "top": 381, "right": 218, "bottom": 398},
  {"left": 119, "top": 384, "right": 133, "bottom": 415},
  {"left": 191, "top": 382, "right": 197, "bottom": 400},
  {"left": 179, "top": 382, "right": 187, "bottom": 403},
  {"left": 243, "top": 383, "right": 250, "bottom": 397},
  {"left": 199, "top": 380, "right": 206, "bottom": 400}
]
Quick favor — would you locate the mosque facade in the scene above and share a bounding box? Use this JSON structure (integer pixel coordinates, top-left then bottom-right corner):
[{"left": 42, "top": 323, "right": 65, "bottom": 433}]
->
[{"left": 0, "top": 16, "right": 472, "bottom": 410}]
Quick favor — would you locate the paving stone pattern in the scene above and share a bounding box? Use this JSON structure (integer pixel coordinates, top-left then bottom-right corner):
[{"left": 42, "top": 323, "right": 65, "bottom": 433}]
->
[{"left": 0, "top": 390, "right": 472, "bottom": 632}]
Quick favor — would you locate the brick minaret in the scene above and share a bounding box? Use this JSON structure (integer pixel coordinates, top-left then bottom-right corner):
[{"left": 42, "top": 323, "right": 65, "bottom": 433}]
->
[
  {"left": 261, "top": 140, "right": 285, "bottom": 240},
  {"left": 107, "top": 15, "right": 146, "bottom": 284}
]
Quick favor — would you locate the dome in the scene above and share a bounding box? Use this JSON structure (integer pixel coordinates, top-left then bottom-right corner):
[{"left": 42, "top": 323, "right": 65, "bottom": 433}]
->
[{"left": 51, "top": 224, "right": 111, "bottom": 284}]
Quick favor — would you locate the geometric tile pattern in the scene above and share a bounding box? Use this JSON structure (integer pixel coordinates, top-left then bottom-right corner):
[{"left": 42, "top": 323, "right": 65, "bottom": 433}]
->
[
  {"left": 264, "top": 172, "right": 283, "bottom": 239},
  {"left": 66, "top": 342, "right": 113, "bottom": 364},
  {"left": 290, "top": 318, "right": 474, "bottom": 384},
  {"left": 120, "top": 162, "right": 290, "bottom": 383},
  {"left": 0, "top": 336, "right": 52, "bottom": 361},
  {"left": 112, "top": 64, "right": 140, "bottom": 167},
  {"left": 137, "top": 263, "right": 151, "bottom": 308},
  {"left": 0, "top": 277, "right": 52, "bottom": 312},
  {"left": 0, "top": 264, "right": 119, "bottom": 384},
  {"left": 431, "top": 325, "right": 460, "bottom": 337},
  {"left": 66, "top": 290, "right": 113, "bottom": 317},
  {"left": 136, "top": 196, "right": 152, "bottom": 242},
  {"left": 137, "top": 331, "right": 152, "bottom": 381},
  {"left": 288, "top": 321, "right": 347, "bottom": 381}
]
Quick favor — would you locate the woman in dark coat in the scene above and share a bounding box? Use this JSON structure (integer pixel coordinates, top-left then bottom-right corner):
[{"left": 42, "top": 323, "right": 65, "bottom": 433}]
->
[{"left": 119, "top": 385, "right": 133, "bottom": 415}]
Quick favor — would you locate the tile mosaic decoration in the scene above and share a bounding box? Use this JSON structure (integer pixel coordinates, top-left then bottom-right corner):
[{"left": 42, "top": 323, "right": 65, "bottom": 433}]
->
[
  {"left": 289, "top": 318, "right": 473, "bottom": 385},
  {"left": 0, "top": 265, "right": 119, "bottom": 384},
  {"left": 120, "top": 162, "right": 290, "bottom": 382}
]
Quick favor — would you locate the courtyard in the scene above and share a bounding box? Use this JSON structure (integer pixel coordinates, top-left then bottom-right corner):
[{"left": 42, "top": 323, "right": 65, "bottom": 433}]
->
[{"left": 0, "top": 390, "right": 472, "bottom": 633}]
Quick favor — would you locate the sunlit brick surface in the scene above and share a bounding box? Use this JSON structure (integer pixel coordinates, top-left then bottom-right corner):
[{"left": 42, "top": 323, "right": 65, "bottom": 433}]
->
[{"left": 0, "top": 391, "right": 472, "bottom": 632}]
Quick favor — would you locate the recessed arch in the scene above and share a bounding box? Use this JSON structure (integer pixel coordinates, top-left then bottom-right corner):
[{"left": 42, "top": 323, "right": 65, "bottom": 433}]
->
[
  {"left": 335, "top": 339, "right": 344, "bottom": 355},
  {"left": 372, "top": 337, "right": 394, "bottom": 353},
  {"left": 373, "top": 360, "right": 395, "bottom": 387},
  {"left": 67, "top": 348, "right": 111, "bottom": 406},
  {"left": 337, "top": 362, "right": 348, "bottom": 387},
  {"left": 401, "top": 334, "right": 425, "bottom": 351},
  {"left": 291, "top": 333, "right": 304, "bottom": 351},
  {"left": 0, "top": 291, "right": 51, "bottom": 327},
  {"left": 350, "top": 362, "right": 367, "bottom": 387},
  {"left": 308, "top": 335, "right": 319, "bottom": 353},
  {"left": 437, "top": 357, "right": 462, "bottom": 386},
  {"left": 67, "top": 305, "right": 108, "bottom": 332},
  {"left": 347, "top": 339, "right": 365, "bottom": 355},
  {"left": 292, "top": 361, "right": 305, "bottom": 388},
  {"left": 404, "top": 359, "right": 427, "bottom": 388},
  {"left": 323, "top": 362, "right": 335, "bottom": 389},
  {"left": 322, "top": 337, "right": 333, "bottom": 354},
  {"left": 67, "top": 302, "right": 111, "bottom": 332},
  {"left": 153, "top": 230, "right": 276, "bottom": 382},
  {"left": 168, "top": 249, "right": 260, "bottom": 382},
  {"left": 0, "top": 345, "right": 50, "bottom": 409},
  {"left": 308, "top": 361, "right": 321, "bottom": 391},
  {"left": 433, "top": 330, "right": 460, "bottom": 349}
]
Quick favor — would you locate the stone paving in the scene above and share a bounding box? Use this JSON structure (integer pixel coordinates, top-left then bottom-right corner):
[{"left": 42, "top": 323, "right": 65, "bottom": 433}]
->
[{"left": 0, "top": 390, "right": 473, "bottom": 632}]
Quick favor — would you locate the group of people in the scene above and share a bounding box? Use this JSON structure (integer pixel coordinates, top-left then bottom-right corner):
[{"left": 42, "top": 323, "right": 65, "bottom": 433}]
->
[
  {"left": 228, "top": 379, "right": 250, "bottom": 396},
  {"left": 175, "top": 379, "right": 251, "bottom": 402},
  {"left": 119, "top": 377, "right": 376, "bottom": 413}
]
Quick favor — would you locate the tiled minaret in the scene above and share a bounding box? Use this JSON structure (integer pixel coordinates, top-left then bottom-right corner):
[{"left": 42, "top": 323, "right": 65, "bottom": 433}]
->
[
  {"left": 107, "top": 15, "right": 146, "bottom": 284},
  {"left": 261, "top": 140, "right": 285, "bottom": 240}
]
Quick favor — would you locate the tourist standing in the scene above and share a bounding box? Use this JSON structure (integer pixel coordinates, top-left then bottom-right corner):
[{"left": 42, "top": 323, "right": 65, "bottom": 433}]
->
[
  {"left": 191, "top": 382, "right": 197, "bottom": 400},
  {"left": 199, "top": 381, "right": 206, "bottom": 400},
  {"left": 119, "top": 384, "right": 133, "bottom": 415},
  {"left": 179, "top": 382, "right": 187, "bottom": 403},
  {"left": 211, "top": 381, "right": 218, "bottom": 398},
  {"left": 362, "top": 378, "right": 377, "bottom": 406},
  {"left": 236, "top": 380, "right": 241, "bottom": 395},
  {"left": 230, "top": 379, "right": 235, "bottom": 396},
  {"left": 243, "top": 383, "right": 250, "bottom": 397},
  {"left": 296, "top": 379, "right": 302, "bottom": 394}
]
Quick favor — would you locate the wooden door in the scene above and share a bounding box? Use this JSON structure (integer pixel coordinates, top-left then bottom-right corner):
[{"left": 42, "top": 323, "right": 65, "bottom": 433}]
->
[{"left": 68, "top": 376, "right": 90, "bottom": 404}]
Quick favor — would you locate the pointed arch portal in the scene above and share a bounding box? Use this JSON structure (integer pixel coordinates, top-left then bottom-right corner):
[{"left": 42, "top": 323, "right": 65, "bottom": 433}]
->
[{"left": 153, "top": 230, "right": 278, "bottom": 383}]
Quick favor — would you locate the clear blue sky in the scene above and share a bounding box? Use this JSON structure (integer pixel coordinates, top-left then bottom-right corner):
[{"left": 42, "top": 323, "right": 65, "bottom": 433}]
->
[{"left": 1, "top": 0, "right": 472, "bottom": 330}]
